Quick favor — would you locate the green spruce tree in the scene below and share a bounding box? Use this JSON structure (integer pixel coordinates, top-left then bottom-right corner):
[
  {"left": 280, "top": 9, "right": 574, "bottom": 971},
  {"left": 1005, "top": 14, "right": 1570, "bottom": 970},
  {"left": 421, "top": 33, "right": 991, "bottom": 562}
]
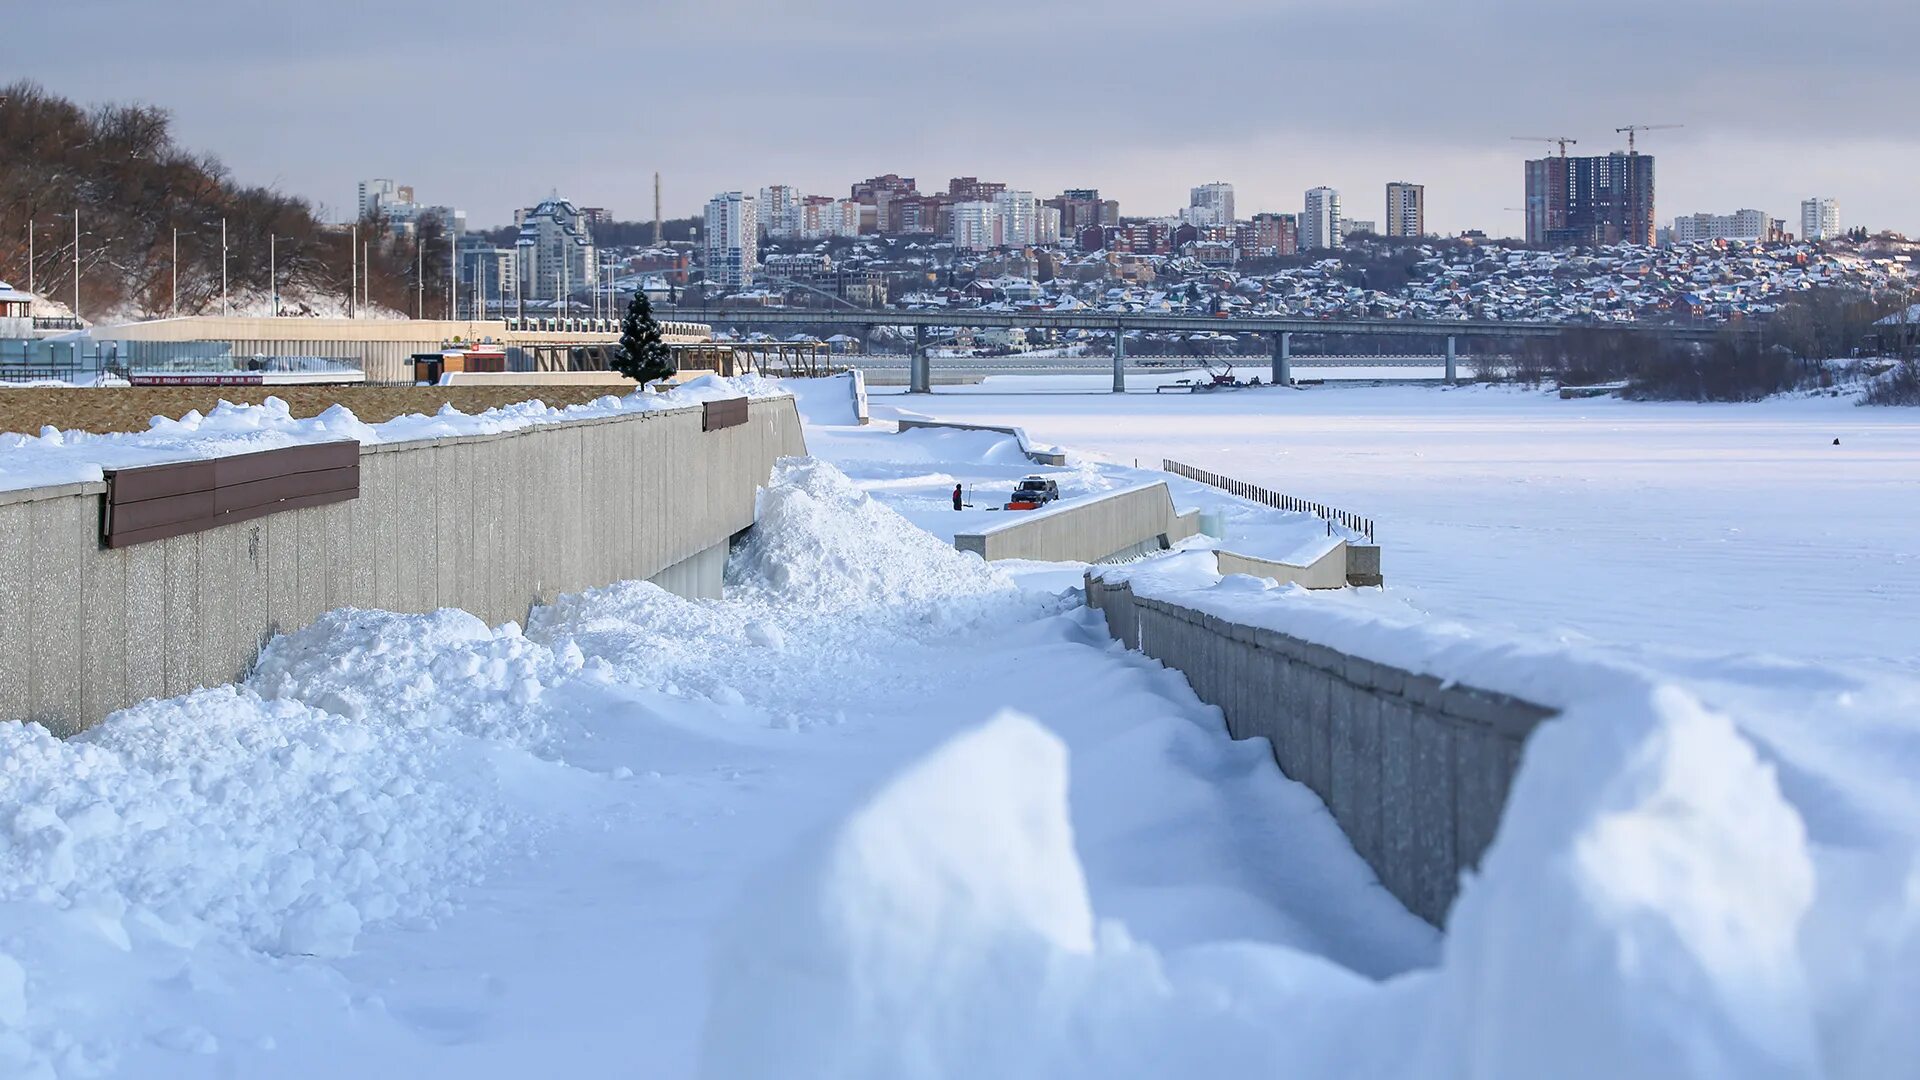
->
[{"left": 615, "top": 291, "right": 677, "bottom": 383}]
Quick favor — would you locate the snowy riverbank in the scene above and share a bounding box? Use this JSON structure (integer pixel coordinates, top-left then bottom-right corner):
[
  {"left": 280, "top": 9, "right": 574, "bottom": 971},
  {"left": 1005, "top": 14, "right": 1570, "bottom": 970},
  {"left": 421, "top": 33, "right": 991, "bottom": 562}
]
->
[{"left": 0, "top": 377, "right": 1913, "bottom": 1076}]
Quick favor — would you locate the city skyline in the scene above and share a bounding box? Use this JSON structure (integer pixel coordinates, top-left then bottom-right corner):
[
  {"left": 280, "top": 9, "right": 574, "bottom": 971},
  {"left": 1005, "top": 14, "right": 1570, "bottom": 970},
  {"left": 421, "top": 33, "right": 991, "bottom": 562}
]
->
[{"left": 10, "top": 1, "right": 1919, "bottom": 236}]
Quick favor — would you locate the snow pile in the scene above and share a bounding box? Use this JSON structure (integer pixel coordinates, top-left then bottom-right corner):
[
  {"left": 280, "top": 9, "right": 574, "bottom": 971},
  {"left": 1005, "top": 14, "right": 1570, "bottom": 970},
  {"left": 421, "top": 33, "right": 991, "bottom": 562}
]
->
[
  {"left": 1420, "top": 685, "right": 1825, "bottom": 1077},
  {"left": 0, "top": 374, "right": 791, "bottom": 492},
  {"left": 700, "top": 712, "right": 1101, "bottom": 1079},
  {"left": 728, "top": 457, "right": 1017, "bottom": 619},
  {"left": 700, "top": 686, "right": 1920, "bottom": 1077},
  {"left": 0, "top": 685, "right": 507, "bottom": 962},
  {"left": 251, "top": 608, "right": 585, "bottom": 751}
]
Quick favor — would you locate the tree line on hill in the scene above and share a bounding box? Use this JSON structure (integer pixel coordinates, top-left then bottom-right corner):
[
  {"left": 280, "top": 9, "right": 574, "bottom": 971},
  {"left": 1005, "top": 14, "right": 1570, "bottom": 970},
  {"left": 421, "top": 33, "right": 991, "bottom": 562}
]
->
[
  {"left": 0, "top": 82, "right": 457, "bottom": 320},
  {"left": 1487, "top": 286, "right": 1919, "bottom": 402}
]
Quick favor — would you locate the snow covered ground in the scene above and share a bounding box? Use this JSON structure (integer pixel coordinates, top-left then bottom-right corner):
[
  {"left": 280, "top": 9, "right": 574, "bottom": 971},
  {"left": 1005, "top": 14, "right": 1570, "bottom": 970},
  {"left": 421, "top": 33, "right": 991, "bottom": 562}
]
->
[
  {"left": 871, "top": 374, "right": 1920, "bottom": 673},
  {"left": 1, "top": 375, "right": 1915, "bottom": 1077}
]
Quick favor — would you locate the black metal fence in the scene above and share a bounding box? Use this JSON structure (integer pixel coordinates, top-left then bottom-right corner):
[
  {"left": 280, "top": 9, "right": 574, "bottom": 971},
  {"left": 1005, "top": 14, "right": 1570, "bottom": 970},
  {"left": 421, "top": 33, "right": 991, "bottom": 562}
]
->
[{"left": 1163, "top": 458, "right": 1375, "bottom": 542}]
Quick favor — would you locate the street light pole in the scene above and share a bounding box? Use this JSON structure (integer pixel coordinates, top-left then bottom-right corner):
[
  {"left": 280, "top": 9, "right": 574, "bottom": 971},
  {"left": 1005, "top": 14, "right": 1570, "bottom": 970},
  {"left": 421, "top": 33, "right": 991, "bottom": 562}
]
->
[
  {"left": 171, "top": 227, "right": 179, "bottom": 316},
  {"left": 350, "top": 223, "right": 358, "bottom": 318},
  {"left": 221, "top": 217, "right": 230, "bottom": 316},
  {"left": 269, "top": 234, "right": 277, "bottom": 317},
  {"left": 72, "top": 211, "right": 80, "bottom": 320},
  {"left": 26, "top": 219, "right": 33, "bottom": 297}
]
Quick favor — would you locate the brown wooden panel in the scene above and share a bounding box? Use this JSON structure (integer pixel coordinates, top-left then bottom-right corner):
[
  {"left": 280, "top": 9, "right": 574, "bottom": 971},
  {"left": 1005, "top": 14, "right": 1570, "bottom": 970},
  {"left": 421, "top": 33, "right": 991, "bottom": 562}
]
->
[
  {"left": 105, "top": 489, "right": 219, "bottom": 533},
  {"left": 107, "top": 488, "right": 359, "bottom": 549},
  {"left": 212, "top": 441, "right": 359, "bottom": 487},
  {"left": 213, "top": 466, "right": 359, "bottom": 515},
  {"left": 103, "top": 440, "right": 362, "bottom": 548},
  {"left": 702, "top": 397, "right": 749, "bottom": 432},
  {"left": 106, "top": 458, "right": 218, "bottom": 504}
]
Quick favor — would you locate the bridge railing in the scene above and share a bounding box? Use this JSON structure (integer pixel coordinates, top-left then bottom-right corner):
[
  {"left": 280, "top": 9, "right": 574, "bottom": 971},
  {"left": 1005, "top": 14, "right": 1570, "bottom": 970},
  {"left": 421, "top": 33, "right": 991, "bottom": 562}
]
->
[{"left": 1164, "top": 459, "right": 1374, "bottom": 542}]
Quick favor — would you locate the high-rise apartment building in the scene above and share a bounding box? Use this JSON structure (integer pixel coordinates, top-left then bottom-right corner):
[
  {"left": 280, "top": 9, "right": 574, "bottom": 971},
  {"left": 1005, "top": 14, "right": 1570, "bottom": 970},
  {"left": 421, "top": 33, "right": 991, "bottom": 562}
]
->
[
  {"left": 1302, "top": 187, "right": 1341, "bottom": 250},
  {"left": 1250, "top": 212, "right": 1299, "bottom": 256},
  {"left": 992, "top": 190, "right": 1038, "bottom": 247},
  {"left": 1800, "top": 197, "right": 1841, "bottom": 242},
  {"left": 1049, "top": 189, "right": 1109, "bottom": 234},
  {"left": 1188, "top": 182, "right": 1236, "bottom": 227},
  {"left": 950, "top": 201, "right": 999, "bottom": 252},
  {"left": 851, "top": 174, "right": 917, "bottom": 234},
  {"left": 356, "top": 179, "right": 400, "bottom": 220},
  {"left": 947, "top": 177, "right": 1007, "bottom": 204},
  {"left": 758, "top": 185, "right": 800, "bottom": 238},
  {"left": 703, "top": 192, "right": 759, "bottom": 287},
  {"left": 1386, "top": 182, "right": 1424, "bottom": 238},
  {"left": 514, "top": 197, "right": 596, "bottom": 301},
  {"left": 1524, "top": 153, "right": 1655, "bottom": 247}
]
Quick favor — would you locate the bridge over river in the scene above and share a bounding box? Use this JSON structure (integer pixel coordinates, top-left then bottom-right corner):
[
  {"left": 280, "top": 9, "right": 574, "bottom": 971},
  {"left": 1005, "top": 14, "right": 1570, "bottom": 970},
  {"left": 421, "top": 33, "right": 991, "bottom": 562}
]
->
[{"left": 661, "top": 306, "right": 1727, "bottom": 392}]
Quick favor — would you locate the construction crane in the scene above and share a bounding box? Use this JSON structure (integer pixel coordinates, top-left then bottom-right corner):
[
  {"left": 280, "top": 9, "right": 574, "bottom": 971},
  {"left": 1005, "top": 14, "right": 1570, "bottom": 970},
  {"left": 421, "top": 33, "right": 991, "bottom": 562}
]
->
[
  {"left": 1511, "top": 136, "right": 1578, "bottom": 158},
  {"left": 1615, "top": 124, "right": 1682, "bottom": 153}
]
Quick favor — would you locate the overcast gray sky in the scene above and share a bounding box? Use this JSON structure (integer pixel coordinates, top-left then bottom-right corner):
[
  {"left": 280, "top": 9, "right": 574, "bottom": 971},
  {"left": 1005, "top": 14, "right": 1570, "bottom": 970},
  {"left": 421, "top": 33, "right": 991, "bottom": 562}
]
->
[{"left": 11, "top": 0, "right": 1919, "bottom": 236}]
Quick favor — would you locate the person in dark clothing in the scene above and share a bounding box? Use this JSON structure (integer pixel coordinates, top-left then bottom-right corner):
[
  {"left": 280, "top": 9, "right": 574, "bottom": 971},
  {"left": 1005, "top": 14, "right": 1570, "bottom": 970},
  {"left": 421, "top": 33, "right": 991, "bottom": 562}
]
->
[{"left": 952, "top": 484, "right": 964, "bottom": 510}]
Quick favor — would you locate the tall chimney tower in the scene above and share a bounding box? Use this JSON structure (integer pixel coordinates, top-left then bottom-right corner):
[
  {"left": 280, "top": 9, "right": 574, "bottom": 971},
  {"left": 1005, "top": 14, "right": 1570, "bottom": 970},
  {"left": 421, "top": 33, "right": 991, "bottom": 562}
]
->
[{"left": 653, "top": 172, "right": 663, "bottom": 246}]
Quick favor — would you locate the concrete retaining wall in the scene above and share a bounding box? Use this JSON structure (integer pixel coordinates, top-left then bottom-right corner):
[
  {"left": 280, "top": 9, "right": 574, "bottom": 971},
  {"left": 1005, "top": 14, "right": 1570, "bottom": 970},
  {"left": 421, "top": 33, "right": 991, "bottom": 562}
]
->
[
  {"left": 1215, "top": 544, "right": 1352, "bottom": 590},
  {"left": 1084, "top": 572, "right": 1555, "bottom": 925},
  {"left": 954, "top": 482, "right": 1199, "bottom": 563},
  {"left": 0, "top": 397, "right": 806, "bottom": 737}
]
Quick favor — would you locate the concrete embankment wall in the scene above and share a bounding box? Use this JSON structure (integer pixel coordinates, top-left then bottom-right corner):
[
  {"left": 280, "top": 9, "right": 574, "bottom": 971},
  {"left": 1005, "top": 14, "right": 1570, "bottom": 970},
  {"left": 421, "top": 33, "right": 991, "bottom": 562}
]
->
[
  {"left": 1215, "top": 545, "right": 1352, "bottom": 590},
  {"left": 954, "top": 482, "right": 1199, "bottom": 564},
  {"left": 0, "top": 397, "right": 805, "bottom": 737},
  {"left": 1085, "top": 572, "right": 1555, "bottom": 925}
]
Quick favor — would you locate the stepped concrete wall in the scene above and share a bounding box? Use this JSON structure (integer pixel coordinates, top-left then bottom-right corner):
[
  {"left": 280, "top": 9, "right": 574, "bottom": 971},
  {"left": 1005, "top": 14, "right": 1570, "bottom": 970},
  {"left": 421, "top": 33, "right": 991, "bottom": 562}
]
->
[
  {"left": 0, "top": 397, "right": 804, "bottom": 737},
  {"left": 1085, "top": 571, "right": 1555, "bottom": 925},
  {"left": 953, "top": 482, "right": 1200, "bottom": 564}
]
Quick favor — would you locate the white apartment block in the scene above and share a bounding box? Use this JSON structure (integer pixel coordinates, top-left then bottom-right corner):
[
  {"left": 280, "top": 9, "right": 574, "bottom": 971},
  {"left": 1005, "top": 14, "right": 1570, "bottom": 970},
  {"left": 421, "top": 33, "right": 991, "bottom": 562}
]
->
[
  {"left": 827, "top": 199, "right": 861, "bottom": 238},
  {"left": 704, "top": 192, "right": 759, "bottom": 287},
  {"left": 1801, "top": 197, "right": 1841, "bottom": 242},
  {"left": 951, "top": 201, "right": 1000, "bottom": 252},
  {"left": 1386, "top": 181, "right": 1424, "bottom": 238},
  {"left": 1034, "top": 204, "right": 1062, "bottom": 247},
  {"left": 1669, "top": 209, "right": 1769, "bottom": 244},
  {"left": 993, "top": 190, "right": 1038, "bottom": 247},
  {"left": 797, "top": 198, "right": 860, "bottom": 240},
  {"left": 356, "top": 178, "right": 463, "bottom": 237},
  {"left": 1303, "top": 187, "right": 1342, "bottom": 250},
  {"left": 514, "top": 197, "right": 596, "bottom": 301},
  {"left": 356, "top": 178, "right": 401, "bottom": 220},
  {"left": 1189, "top": 182, "right": 1235, "bottom": 227},
  {"left": 758, "top": 184, "right": 800, "bottom": 238}
]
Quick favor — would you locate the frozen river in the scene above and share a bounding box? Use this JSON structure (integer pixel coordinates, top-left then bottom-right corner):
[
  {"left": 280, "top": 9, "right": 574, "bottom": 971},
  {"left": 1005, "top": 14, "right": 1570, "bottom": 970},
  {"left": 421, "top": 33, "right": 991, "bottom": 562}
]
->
[{"left": 874, "top": 377, "right": 1920, "bottom": 672}]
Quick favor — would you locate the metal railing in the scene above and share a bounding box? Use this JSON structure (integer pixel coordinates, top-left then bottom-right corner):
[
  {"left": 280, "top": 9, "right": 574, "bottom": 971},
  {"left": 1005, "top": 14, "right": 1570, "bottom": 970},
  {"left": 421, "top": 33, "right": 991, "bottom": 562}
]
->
[
  {"left": 0, "top": 364, "right": 87, "bottom": 384},
  {"left": 1163, "top": 459, "right": 1374, "bottom": 542}
]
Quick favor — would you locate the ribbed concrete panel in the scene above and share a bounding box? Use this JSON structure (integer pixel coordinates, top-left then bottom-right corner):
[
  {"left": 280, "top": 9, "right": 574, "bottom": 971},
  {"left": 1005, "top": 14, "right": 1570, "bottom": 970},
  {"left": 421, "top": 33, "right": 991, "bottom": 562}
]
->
[
  {"left": 160, "top": 533, "right": 199, "bottom": 697},
  {"left": 30, "top": 496, "right": 88, "bottom": 735},
  {"left": 123, "top": 539, "right": 167, "bottom": 709},
  {"left": 1083, "top": 573, "right": 1553, "bottom": 927},
  {"left": 265, "top": 511, "right": 300, "bottom": 637},
  {"left": 0, "top": 502, "right": 33, "bottom": 721}
]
